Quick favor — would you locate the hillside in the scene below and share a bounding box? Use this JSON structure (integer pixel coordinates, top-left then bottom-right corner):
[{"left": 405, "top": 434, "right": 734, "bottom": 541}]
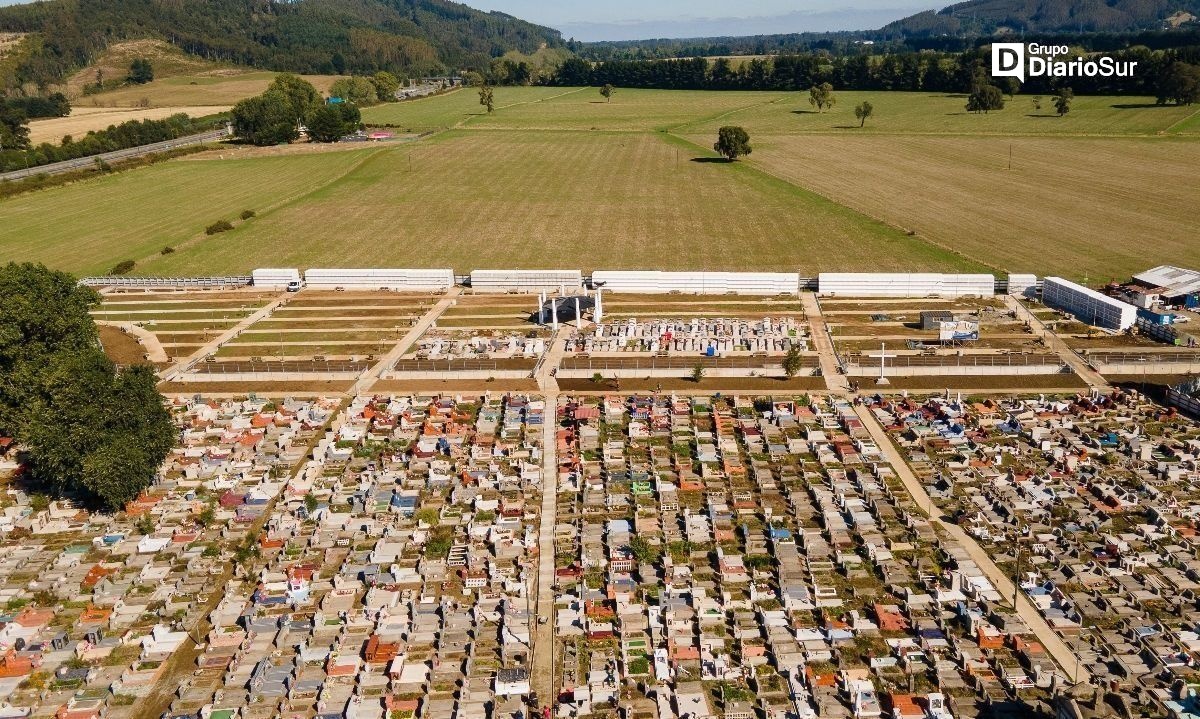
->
[
  {"left": 881, "top": 0, "right": 1200, "bottom": 37},
  {"left": 0, "top": 0, "right": 563, "bottom": 92}
]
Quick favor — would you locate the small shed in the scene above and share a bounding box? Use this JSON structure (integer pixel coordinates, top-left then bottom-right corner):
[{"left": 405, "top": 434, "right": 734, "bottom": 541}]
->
[{"left": 920, "top": 310, "right": 954, "bottom": 330}]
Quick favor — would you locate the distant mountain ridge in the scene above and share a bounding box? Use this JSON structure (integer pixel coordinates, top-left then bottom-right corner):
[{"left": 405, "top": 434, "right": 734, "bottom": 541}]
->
[
  {"left": 881, "top": 0, "right": 1200, "bottom": 37},
  {"left": 0, "top": 0, "right": 562, "bottom": 91}
]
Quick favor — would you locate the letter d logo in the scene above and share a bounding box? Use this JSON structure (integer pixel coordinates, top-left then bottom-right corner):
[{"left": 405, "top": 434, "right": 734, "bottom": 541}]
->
[{"left": 991, "top": 43, "right": 1024, "bottom": 82}]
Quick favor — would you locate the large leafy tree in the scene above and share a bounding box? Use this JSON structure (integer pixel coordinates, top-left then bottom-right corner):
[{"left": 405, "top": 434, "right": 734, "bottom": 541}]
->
[
  {"left": 306, "top": 103, "right": 362, "bottom": 143},
  {"left": 0, "top": 263, "right": 175, "bottom": 511},
  {"left": 713, "top": 126, "right": 752, "bottom": 161}
]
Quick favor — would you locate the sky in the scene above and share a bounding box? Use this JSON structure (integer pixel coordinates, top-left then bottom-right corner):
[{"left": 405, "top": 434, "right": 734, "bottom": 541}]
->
[
  {"left": 465, "top": 1, "right": 934, "bottom": 41},
  {"left": 0, "top": 0, "right": 935, "bottom": 41}
]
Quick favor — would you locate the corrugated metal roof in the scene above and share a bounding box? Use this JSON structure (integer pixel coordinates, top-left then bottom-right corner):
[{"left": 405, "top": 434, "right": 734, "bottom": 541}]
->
[{"left": 1133, "top": 265, "right": 1200, "bottom": 296}]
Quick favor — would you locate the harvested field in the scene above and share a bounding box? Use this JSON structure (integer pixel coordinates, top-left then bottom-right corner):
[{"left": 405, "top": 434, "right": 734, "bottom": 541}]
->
[
  {"left": 75, "top": 69, "right": 339, "bottom": 108},
  {"left": 727, "top": 134, "right": 1200, "bottom": 278},
  {"left": 28, "top": 105, "right": 230, "bottom": 144}
]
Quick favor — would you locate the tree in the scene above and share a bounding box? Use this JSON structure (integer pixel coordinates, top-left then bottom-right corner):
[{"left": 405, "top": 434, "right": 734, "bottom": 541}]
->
[
  {"left": 231, "top": 92, "right": 300, "bottom": 145},
  {"left": 713, "top": 125, "right": 751, "bottom": 161},
  {"left": 629, "top": 535, "right": 660, "bottom": 564},
  {"left": 329, "top": 76, "right": 377, "bottom": 106},
  {"left": 1053, "top": 87, "right": 1074, "bottom": 117},
  {"left": 854, "top": 101, "right": 874, "bottom": 127},
  {"left": 998, "top": 76, "right": 1020, "bottom": 99},
  {"left": 0, "top": 104, "right": 30, "bottom": 151},
  {"left": 266, "top": 74, "right": 322, "bottom": 122},
  {"left": 691, "top": 363, "right": 706, "bottom": 383},
  {"left": 782, "top": 345, "right": 806, "bottom": 378},
  {"left": 1032, "top": 96, "right": 1043, "bottom": 112},
  {"left": 808, "top": 82, "right": 835, "bottom": 112},
  {"left": 478, "top": 84, "right": 494, "bottom": 113},
  {"left": 1157, "top": 62, "right": 1200, "bottom": 106},
  {"left": 128, "top": 58, "right": 153, "bottom": 84},
  {"left": 371, "top": 71, "right": 400, "bottom": 102},
  {"left": 303, "top": 493, "right": 319, "bottom": 515},
  {"left": 0, "top": 263, "right": 176, "bottom": 512},
  {"left": 600, "top": 83, "right": 615, "bottom": 102},
  {"left": 966, "top": 85, "right": 1005, "bottom": 114},
  {"left": 305, "top": 102, "right": 361, "bottom": 142}
]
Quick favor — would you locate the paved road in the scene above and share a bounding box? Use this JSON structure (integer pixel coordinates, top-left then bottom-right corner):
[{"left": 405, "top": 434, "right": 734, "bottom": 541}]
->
[
  {"left": 531, "top": 389, "right": 559, "bottom": 702},
  {"left": 1004, "top": 294, "right": 1110, "bottom": 390},
  {"left": 853, "top": 403, "right": 1091, "bottom": 684},
  {"left": 800, "top": 292, "right": 851, "bottom": 392},
  {"left": 1, "top": 128, "right": 230, "bottom": 182}
]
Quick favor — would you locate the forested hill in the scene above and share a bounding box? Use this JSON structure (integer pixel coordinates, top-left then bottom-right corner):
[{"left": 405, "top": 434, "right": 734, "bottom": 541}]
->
[
  {"left": 0, "top": 0, "right": 563, "bottom": 90},
  {"left": 881, "top": 0, "right": 1200, "bottom": 37}
]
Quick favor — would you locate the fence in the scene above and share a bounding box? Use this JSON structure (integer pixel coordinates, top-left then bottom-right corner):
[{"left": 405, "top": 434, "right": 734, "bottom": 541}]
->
[
  {"left": 843, "top": 352, "right": 1065, "bottom": 377},
  {"left": 390, "top": 358, "right": 536, "bottom": 372},
  {"left": 81, "top": 276, "right": 253, "bottom": 289},
  {"left": 192, "top": 360, "right": 370, "bottom": 374}
]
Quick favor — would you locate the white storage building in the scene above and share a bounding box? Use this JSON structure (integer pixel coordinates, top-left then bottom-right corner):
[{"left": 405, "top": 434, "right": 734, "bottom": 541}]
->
[
  {"left": 470, "top": 269, "right": 582, "bottom": 293},
  {"left": 304, "top": 269, "right": 454, "bottom": 291},
  {"left": 1042, "top": 277, "right": 1137, "bottom": 330},
  {"left": 252, "top": 268, "right": 301, "bottom": 289},
  {"left": 818, "top": 273, "right": 995, "bottom": 298},
  {"left": 591, "top": 271, "right": 799, "bottom": 295}
]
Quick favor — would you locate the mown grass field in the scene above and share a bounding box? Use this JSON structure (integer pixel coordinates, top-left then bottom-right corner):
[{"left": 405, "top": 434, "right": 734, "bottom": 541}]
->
[
  {"left": 140, "top": 129, "right": 968, "bottom": 275},
  {"left": 4, "top": 85, "right": 1197, "bottom": 278},
  {"left": 681, "top": 90, "right": 1200, "bottom": 136},
  {"left": 2, "top": 149, "right": 377, "bottom": 275},
  {"left": 721, "top": 133, "right": 1200, "bottom": 279}
]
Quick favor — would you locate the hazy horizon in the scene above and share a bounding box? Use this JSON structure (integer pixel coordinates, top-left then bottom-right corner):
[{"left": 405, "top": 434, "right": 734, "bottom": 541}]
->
[{"left": 0, "top": 0, "right": 935, "bottom": 41}]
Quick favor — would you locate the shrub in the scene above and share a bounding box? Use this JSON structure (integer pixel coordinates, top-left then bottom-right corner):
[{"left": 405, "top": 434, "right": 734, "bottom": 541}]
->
[
  {"left": 205, "top": 219, "right": 234, "bottom": 235},
  {"left": 240, "top": 209, "right": 256, "bottom": 220},
  {"left": 109, "top": 259, "right": 136, "bottom": 275},
  {"left": 160, "top": 246, "right": 175, "bottom": 255}
]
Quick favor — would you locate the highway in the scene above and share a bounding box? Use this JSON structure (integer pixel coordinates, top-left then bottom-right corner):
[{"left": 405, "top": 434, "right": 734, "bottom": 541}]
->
[{"left": 0, "top": 127, "right": 229, "bottom": 182}]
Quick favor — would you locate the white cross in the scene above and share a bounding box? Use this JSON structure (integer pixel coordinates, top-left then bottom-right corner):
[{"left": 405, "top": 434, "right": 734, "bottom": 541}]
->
[{"left": 866, "top": 342, "right": 896, "bottom": 385}]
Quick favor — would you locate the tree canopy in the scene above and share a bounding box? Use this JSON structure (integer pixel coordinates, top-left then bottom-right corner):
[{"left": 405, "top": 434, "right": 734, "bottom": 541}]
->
[
  {"left": 809, "top": 82, "right": 836, "bottom": 112},
  {"left": 1158, "top": 62, "right": 1200, "bottom": 105},
  {"left": 713, "top": 126, "right": 751, "bottom": 161},
  {"left": 232, "top": 74, "right": 322, "bottom": 146},
  {"left": 127, "top": 58, "right": 153, "bottom": 84},
  {"left": 0, "top": 263, "right": 175, "bottom": 511},
  {"left": 306, "top": 103, "right": 362, "bottom": 143}
]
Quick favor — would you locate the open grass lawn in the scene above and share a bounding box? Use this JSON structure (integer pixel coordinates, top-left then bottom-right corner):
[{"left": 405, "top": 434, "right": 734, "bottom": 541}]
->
[
  {"left": 1, "top": 148, "right": 377, "bottom": 275},
  {"left": 138, "top": 129, "right": 966, "bottom": 275},
  {"left": 361, "top": 86, "right": 577, "bottom": 130},
  {"left": 680, "top": 90, "right": 1200, "bottom": 136},
  {"left": 721, "top": 133, "right": 1200, "bottom": 279},
  {"left": 6, "top": 85, "right": 1198, "bottom": 279}
]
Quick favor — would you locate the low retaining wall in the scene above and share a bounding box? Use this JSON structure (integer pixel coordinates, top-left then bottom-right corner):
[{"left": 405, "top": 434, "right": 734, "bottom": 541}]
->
[
  {"left": 384, "top": 370, "right": 532, "bottom": 380},
  {"left": 1092, "top": 361, "right": 1200, "bottom": 375},
  {"left": 172, "top": 372, "right": 363, "bottom": 382},
  {"left": 844, "top": 364, "right": 1065, "bottom": 378}
]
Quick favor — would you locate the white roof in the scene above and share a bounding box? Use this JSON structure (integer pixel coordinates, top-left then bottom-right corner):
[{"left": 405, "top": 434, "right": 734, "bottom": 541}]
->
[{"left": 1133, "top": 265, "right": 1200, "bottom": 296}]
